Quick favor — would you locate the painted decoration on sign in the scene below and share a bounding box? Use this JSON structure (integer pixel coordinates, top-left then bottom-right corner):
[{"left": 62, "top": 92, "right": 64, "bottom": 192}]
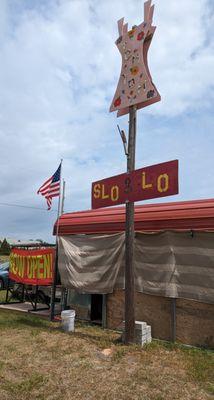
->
[
  {"left": 92, "top": 160, "right": 178, "bottom": 209},
  {"left": 110, "top": 0, "right": 161, "bottom": 117},
  {"left": 9, "top": 248, "right": 55, "bottom": 286}
]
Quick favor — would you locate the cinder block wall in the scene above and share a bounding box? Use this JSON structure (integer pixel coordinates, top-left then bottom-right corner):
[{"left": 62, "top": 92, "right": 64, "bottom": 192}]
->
[{"left": 106, "top": 290, "right": 214, "bottom": 348}]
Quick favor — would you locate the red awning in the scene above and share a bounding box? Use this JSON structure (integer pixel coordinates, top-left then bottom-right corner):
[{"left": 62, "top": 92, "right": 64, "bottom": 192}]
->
[{"left": 54, "top": 198, "right": 214, "bottom": 235}]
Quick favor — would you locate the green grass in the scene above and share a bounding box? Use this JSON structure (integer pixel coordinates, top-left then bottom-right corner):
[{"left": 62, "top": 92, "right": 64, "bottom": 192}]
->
[
  {"left": 0, "top": 289, "right": 6, "bottom": 302},
  {"left": 0, "top": 255, "right": 10, "bottom": 263},
  {"left": 183, "top": 347, "right": 214, "bottom": 394},
  {"left": 0, "top": 309, "right": 213, "bottom": 400},
  {"left": 2, "top": 372, "right": 48, "bottom": 396},
  {"left": 0, "top": 310, "right": 50, "bottom": 331}
]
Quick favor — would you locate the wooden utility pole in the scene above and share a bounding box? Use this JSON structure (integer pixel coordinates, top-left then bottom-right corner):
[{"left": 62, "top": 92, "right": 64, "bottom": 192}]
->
[
  {"left": 125, "top": 105, "right": 137, "bottom": 344},
  {"left": 104, "top": 0, "right": 161, "bottom": 344}
]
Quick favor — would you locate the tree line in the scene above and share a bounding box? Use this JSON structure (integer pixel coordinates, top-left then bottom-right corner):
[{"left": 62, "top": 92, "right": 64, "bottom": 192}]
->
[{"left": 0, "top": 239, "right": 11, "bottom": 255}]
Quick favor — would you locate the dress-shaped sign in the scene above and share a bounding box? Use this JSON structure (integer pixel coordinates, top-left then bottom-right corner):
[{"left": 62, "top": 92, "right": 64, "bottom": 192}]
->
[{"left": 110, "top": 0, "right": 161, "bottom": 117}]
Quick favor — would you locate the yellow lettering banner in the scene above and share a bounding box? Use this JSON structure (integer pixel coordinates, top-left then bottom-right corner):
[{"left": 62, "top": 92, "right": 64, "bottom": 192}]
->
[{"left": 9, "top": 248, "right": 55, "bottom": 285}]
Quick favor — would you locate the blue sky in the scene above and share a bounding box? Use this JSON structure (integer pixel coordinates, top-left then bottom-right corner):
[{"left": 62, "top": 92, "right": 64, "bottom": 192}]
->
[{"left": 0, "top": 0, "right": 214, "bottom": 242}]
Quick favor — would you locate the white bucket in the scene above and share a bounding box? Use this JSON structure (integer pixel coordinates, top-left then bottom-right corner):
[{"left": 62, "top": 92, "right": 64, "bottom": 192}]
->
[{"left": 61, "top": 309, "right": 76, "bottom": 332}]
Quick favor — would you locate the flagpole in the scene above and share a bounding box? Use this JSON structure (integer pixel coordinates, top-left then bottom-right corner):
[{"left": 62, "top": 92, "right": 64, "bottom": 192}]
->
[
  {"left": 50, "top": 159, "right": 63, "bottom": 321},
  {"left": 60, "top": 179, "right": 68, "bottom": 310},
  {"left": 60, "top": 179, "right": 66, "bottom": 215}
]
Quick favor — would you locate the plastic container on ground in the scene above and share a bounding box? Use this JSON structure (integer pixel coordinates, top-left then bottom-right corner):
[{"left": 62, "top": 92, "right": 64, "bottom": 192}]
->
[{"left": 61, "top": 309, "right": 76, "bottom": 332}]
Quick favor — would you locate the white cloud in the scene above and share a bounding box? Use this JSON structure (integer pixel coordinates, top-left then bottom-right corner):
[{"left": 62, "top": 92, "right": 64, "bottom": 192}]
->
[{"left": 0, "top": 0, "right": 213, "bottom": 241}]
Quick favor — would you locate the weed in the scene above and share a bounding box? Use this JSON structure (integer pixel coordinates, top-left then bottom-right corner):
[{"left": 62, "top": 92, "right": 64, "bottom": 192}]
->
[
  {"left": 2, "top": 372, "right": 48, "bottom": 395},
  {"left": 0, "top": 360, "right": 4, "bottom": 371},
  {"left": 186, "top": 349, "right": 214, "bottom": 383},
  {"left": 112, "top": 345, "right": 127, "bottom": 361},
  {"left": 206, "top": 383, "right": 214, "bottom": 395}
]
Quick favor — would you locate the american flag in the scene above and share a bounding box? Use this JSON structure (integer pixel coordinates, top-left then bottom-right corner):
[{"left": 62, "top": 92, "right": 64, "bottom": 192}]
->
[{"left": 37, "top": 164, "right": 61, "bottom": 210}]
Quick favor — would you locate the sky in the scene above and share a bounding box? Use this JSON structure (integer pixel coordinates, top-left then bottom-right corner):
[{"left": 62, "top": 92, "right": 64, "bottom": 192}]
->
[{"left": 0, "top": 0, "right": 214, "bottom": 243}]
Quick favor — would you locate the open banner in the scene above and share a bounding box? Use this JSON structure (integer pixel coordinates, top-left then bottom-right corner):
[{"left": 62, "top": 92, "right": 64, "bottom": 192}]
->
[{"left": 9, "top": 248, "right": 55, "bottom": 286}]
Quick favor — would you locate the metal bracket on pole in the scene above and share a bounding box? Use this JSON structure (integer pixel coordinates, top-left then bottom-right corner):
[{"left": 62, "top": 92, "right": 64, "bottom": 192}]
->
[{"left": 117, "top": 125, "right": 129, "bottom": 156}]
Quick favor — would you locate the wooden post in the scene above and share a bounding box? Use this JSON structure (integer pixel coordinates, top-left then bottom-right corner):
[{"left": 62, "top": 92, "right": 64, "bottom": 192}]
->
[
  {"left": 102, "top": 295, "right": 107, "bottom": 329},
  {"left": 171, "top": 298, "right": 176, "bottom": 342},
  {"left": 125, "top": 105, "right": 137, "bottom": 344}
]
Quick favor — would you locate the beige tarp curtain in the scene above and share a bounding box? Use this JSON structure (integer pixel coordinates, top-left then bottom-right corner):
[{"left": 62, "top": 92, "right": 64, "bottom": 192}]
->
[
  {"left": 58, "top": 231, "right": 214, "bottom": 304},
  {"left": 58, "top": 233, "right": 125, "bottom": 294}
]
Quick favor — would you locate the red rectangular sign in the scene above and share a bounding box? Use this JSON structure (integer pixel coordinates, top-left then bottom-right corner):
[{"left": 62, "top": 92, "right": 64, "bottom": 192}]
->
[
  {"left": 9, "top": 248, "right": 55, "bottom": 286},
  {"left": 92, "top": 160, "right": 178, "bottom": 209}
]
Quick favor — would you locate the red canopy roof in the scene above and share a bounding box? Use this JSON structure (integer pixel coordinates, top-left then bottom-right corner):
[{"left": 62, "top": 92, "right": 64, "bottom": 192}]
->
[{"left": 54, "top": 198, "right": 214, "bottom": 236}]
